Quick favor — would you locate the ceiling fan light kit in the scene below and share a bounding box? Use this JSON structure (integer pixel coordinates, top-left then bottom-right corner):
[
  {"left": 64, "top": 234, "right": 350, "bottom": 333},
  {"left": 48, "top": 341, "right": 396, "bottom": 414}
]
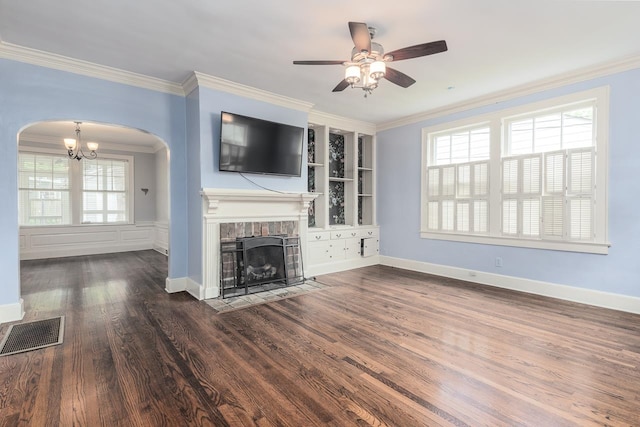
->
[{"left": 293, "top": 21, "right": 447, "bottom": 96}]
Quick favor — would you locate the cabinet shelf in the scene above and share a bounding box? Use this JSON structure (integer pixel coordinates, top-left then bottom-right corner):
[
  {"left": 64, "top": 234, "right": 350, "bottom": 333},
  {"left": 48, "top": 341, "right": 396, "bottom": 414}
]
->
[{"left": 308, "top": 124, "right": 375, "bottom": 229}]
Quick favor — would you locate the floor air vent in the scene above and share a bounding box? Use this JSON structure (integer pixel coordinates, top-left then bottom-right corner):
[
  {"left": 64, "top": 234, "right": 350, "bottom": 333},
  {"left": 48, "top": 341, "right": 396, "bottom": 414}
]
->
[{"left": 0, "top": 316, "right": 64, "bottom": 356}]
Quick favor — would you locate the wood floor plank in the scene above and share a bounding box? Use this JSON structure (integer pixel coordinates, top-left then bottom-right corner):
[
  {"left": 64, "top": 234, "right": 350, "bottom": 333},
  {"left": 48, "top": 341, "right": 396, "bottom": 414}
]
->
[{"left": 1, "top": 251, "right": 639, "bottom": 426}]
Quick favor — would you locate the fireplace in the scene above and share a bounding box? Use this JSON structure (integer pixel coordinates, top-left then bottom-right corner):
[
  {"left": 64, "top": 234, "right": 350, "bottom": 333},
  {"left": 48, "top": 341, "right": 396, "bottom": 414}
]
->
[
  {"left": 199, "top": 189, "right": 318, "bottom": 300},
  {"left": 220, "top": 235, "right": 303, "bottom": 298}
]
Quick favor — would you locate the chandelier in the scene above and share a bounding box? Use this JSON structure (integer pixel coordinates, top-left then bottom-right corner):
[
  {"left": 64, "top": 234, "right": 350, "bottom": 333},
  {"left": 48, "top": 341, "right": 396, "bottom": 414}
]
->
[{"left": 64, "top": 121, "right": 98, "bottom": 160}]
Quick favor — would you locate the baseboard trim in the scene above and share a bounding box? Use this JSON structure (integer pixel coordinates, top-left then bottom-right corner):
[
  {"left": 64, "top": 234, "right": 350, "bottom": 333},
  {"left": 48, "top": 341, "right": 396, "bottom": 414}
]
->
[
  {"left": 186, "top": 278, "right": 204, "bottom": 300},
  {"left": 380, "top": 256, "right": 640, "bottom": 315},
  {"left": 306, "top": 256, "right": 380, "bottom": 278},
  {"left": 165, "top": 277, "right": 187, "bottom": 293},
  {"left": 0, "top": 299, "right": 25, "bottom": 324}
]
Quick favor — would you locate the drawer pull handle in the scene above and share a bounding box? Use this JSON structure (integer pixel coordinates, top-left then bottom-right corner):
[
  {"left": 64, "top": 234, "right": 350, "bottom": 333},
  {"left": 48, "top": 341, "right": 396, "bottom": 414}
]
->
[
  {"left": 336, "top": 233, "right": 341, "bottom": 238},
  {"left": 367, "top": 231, "right": 373, "bottom": 235},
  {"left": 351, "top": 232, "right": 356, "bottom": 236},
  {"left": 315, "top": 235, "right": 321, "bottom": 240}
]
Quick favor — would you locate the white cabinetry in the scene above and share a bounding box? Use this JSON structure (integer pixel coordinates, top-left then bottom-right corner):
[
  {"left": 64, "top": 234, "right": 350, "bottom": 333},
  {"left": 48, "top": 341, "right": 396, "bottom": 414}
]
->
[{"left": 305, "top": 113, "right": 380, "bottom": 276}]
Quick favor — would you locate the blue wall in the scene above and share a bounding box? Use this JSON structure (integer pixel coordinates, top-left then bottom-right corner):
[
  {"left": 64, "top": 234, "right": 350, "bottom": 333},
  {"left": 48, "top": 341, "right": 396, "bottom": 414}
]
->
[
  {"left": 186, "top": 86, "right": 309, "bottom": 281},
  {"left": 0, "top": 59, "right": 188, "bottom": 307},
  {"left": 377, "top": 68, "right": 640, "bottom": 297}
]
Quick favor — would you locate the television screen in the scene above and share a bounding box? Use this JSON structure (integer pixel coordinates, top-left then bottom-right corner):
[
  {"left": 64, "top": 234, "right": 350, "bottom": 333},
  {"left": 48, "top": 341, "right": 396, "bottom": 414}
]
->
[{"left": 219, "top": 111, "right": 304, "bottom": 177}]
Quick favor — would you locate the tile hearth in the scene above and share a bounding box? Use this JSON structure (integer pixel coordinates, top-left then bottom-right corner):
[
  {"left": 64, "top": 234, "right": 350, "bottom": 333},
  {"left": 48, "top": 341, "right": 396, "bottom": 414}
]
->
[{"left": 205, "top": 280, "right": 328, "bottom": 313}]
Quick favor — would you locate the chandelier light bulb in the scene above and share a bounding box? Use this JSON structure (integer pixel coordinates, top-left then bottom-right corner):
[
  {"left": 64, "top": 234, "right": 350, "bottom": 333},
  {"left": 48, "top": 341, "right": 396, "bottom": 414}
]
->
[{"left": 86, "top": 142, "right": 99, "bottom": 152}]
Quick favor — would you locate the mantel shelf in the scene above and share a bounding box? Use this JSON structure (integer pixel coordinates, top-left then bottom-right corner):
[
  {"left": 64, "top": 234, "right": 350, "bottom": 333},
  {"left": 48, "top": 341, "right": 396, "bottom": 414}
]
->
[
  {"left": 358, "top": 193, "right": 373, "bottom": 197},
  {"left": 358, "top": 167, "right": 373, "bottom": 171},
  {"left": 329, "top": 177, "right": 353, "bottom": 182},
  {"left": 308, "top": 162, "right": 324, "bottom": 167}
]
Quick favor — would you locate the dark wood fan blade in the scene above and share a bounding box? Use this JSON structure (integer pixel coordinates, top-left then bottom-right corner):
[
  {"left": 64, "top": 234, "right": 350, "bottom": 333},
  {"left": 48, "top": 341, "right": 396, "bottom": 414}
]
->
[
  {"left": 293, "top": 60, "right": 345, "bottom": 65},
  {"left": 348, "top": 21, "right": 371, "bottom": 53},
  {"left": 332, "top": 79, "right": 350, "bottom": 92},
  {"left": 384, "top": 67, "right": 416, "bottom": 88},
  {"left": 386, "top": 40, "right": 448, "bottom": 61}
]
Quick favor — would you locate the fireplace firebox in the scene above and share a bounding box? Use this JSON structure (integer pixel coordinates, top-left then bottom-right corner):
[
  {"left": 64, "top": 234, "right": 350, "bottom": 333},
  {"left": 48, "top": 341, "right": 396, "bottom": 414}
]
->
[{"left": 220, "top": 235, "right": 303, "bottom": 298}]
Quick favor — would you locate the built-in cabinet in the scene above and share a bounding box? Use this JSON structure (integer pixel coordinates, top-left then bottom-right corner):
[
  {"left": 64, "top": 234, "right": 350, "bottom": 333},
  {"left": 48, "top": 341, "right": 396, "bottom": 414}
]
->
[{"left": 306, "top": 113, "right": 379, "bottom": 276}]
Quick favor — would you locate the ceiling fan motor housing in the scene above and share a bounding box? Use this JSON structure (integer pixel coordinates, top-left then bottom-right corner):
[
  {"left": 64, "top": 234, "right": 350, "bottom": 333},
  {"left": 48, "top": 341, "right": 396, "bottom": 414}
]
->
[{"left": 351, "top": 42, "right": 384, "bottom": 63}]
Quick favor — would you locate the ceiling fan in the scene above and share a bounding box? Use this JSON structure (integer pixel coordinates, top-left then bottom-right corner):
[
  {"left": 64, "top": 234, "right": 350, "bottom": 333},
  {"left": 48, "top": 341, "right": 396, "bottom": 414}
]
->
[{"left": 293, "top": 21, "right": 447, "bottom": 95}]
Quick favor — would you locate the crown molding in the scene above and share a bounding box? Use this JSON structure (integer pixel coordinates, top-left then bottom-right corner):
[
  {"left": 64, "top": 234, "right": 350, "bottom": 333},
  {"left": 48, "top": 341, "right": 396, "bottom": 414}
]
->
[
  {"left": 181, "top": 72, "right": 199, "bottom": 96},
  {"left": 19, "top": 133, "right": 164, "bottom": 154},
  {"left": 308, "top": 110, "right": 376, "bottom": 135},
  {"left": 191, "top": 71, "right": 315, "bottom": 113},
  {"left": 378, "top": 54, "right": 640, "bottom": 132},
  {"left": 0, "top": 41, "right": 184, "bottom": 96}
]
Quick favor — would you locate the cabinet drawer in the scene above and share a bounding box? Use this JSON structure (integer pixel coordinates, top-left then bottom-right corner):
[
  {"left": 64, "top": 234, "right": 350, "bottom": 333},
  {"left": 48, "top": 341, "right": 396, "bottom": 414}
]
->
[
  {"left": 309, "top": 231, "right": 330, "bottom": 242},
  {"left": 358, "top": 228, "right": 379, "bottom": 238},
  {"left": 330, "top": 230, "right": 350, "bottom": 240}
]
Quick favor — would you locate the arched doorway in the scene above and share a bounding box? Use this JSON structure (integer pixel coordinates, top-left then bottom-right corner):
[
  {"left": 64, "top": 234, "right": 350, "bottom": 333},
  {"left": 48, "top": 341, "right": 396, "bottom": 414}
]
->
[{"left": 17, "top": 120, "right": 170, "bottom": 288}]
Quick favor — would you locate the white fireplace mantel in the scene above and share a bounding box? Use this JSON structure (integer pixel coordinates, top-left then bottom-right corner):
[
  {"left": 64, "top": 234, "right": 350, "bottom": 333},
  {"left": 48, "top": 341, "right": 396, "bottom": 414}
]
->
[{"left": 199, "top": 188, "right": 318, "bottom": 299}]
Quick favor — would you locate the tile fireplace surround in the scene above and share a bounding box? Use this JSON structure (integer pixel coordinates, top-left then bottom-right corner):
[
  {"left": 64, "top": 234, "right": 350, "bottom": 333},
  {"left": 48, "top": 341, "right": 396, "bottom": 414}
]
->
[{"left": 197, "top": 189, "right": 318, "bottom": 300}]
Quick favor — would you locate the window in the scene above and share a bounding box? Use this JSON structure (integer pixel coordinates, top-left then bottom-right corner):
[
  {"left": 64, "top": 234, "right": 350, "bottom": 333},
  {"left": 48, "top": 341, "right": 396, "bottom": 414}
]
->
[
  {"left": 425, "top": 125, "right": 490, "bottom": 235},
  {"left": 18, "top": 148, "right": 133, "bottom": 226},
  {"left": 421, "top": 87, "right": 609, "bottom": 254},
  {"left": 18, "top": 153, "right": 71, "bottom": 225},
  {"left": 82, "top": 159, "right": 129, "bottom": 223}
]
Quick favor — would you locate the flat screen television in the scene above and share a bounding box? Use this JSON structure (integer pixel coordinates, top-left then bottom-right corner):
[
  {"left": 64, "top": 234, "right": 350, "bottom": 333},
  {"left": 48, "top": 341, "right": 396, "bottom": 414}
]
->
[{"left": 219, "top": 111, "right": 304, "bottom": 177}]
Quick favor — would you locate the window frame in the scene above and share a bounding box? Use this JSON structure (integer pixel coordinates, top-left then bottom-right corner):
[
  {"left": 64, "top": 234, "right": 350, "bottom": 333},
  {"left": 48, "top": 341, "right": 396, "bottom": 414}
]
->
[
  {"left": 421, "top": 86, "right": 609, "bottom": 254},
  {"left": 19, "top": 146, "right": 135, "bottom": 227}
]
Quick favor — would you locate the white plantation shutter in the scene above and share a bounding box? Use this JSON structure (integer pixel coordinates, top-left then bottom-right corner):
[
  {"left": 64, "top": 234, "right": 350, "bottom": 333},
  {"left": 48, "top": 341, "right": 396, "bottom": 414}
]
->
[
  {"left": 428, "top": 168, "right": 440, "bottom": 196},
  {"left": 502, "top": 158, "right": 518, "bottom": 194},
  {"left": 457, "top": 201, "right": 470, "bottom": 232},
  {"left": 522, "top": 198, "right": 540, "bottom": 237},
  {"left": 502, "top": 199, "right": 518, "bottom": 235},
  {"left": 442, "top": 200, "right": 455, "bottom": 231},
  {"left": 522, "top": 156, "right": 541, "bottom": 194},
  {"left": 442, "top": 166, "right": 455, "bottom": 196},
  {"left": 473, "top": 200, "right": 488, "bottom": 233},
  {"left": 545, "top": 151, "right": 565, "bottom": 194},
  {"left": 569, "top": 198, "right": 592, "bottom": 240},
  {"left": 568, "top": 148, "right": 594, "bottom": 195},
  {"left": 473, "top": 162, "right": 488, "bottom": 196},
  {"left": 427, "top": 201, "right": 439, "bottom": 230},
  {"left": 542, "top": 197, "right": 564, "bottom": 238},
  {"left": 457, "top": 165, "right": 470, "bottom": 197}
]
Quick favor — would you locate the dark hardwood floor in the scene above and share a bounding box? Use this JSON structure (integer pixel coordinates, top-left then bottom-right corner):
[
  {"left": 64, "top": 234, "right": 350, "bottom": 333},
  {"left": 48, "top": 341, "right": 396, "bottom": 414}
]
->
[{"left": 1, "top": 250, "right": 639, "bottom": 426}]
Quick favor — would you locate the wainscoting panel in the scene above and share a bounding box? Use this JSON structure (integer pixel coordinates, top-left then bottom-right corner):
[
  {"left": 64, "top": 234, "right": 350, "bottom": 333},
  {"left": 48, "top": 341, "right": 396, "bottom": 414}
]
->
[
  {"left": 153, "top": 221, "right": 169, "bottom": 254},
  {"left": 20, "top": 223, "right": 155, "bottom": 260}
]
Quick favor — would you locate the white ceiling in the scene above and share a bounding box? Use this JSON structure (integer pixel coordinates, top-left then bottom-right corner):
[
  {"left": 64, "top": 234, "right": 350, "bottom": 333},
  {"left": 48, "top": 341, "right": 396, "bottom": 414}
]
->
[{"left": 2, "top": 0, "right": 640, "bottom": 126}]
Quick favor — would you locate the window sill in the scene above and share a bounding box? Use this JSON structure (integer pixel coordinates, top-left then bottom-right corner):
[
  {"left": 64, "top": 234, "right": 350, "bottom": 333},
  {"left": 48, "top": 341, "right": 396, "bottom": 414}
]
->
[{"left": 420, "top": 231, "right": 610, "bottom": 254}]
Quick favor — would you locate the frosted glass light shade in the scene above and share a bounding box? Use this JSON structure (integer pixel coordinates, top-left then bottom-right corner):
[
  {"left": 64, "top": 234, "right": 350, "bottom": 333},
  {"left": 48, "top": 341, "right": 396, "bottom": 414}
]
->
[
  {"left": 370, "top": 61, "right": 386, "bottom": 79},
  {"left": 86, "top": 142, "right": 99, "bottom": 151},
  {"left": 345, "top": 65, "right": 361, "bottom": 84},
  {"left": 64, "top": 138, "right": 77, "bottom": 150}
]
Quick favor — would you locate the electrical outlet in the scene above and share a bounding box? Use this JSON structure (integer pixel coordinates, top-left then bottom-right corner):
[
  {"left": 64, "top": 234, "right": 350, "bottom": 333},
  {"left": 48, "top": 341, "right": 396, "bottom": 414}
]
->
[{"left": 495, "top": 257, "right": 503, "bottom": 267}]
